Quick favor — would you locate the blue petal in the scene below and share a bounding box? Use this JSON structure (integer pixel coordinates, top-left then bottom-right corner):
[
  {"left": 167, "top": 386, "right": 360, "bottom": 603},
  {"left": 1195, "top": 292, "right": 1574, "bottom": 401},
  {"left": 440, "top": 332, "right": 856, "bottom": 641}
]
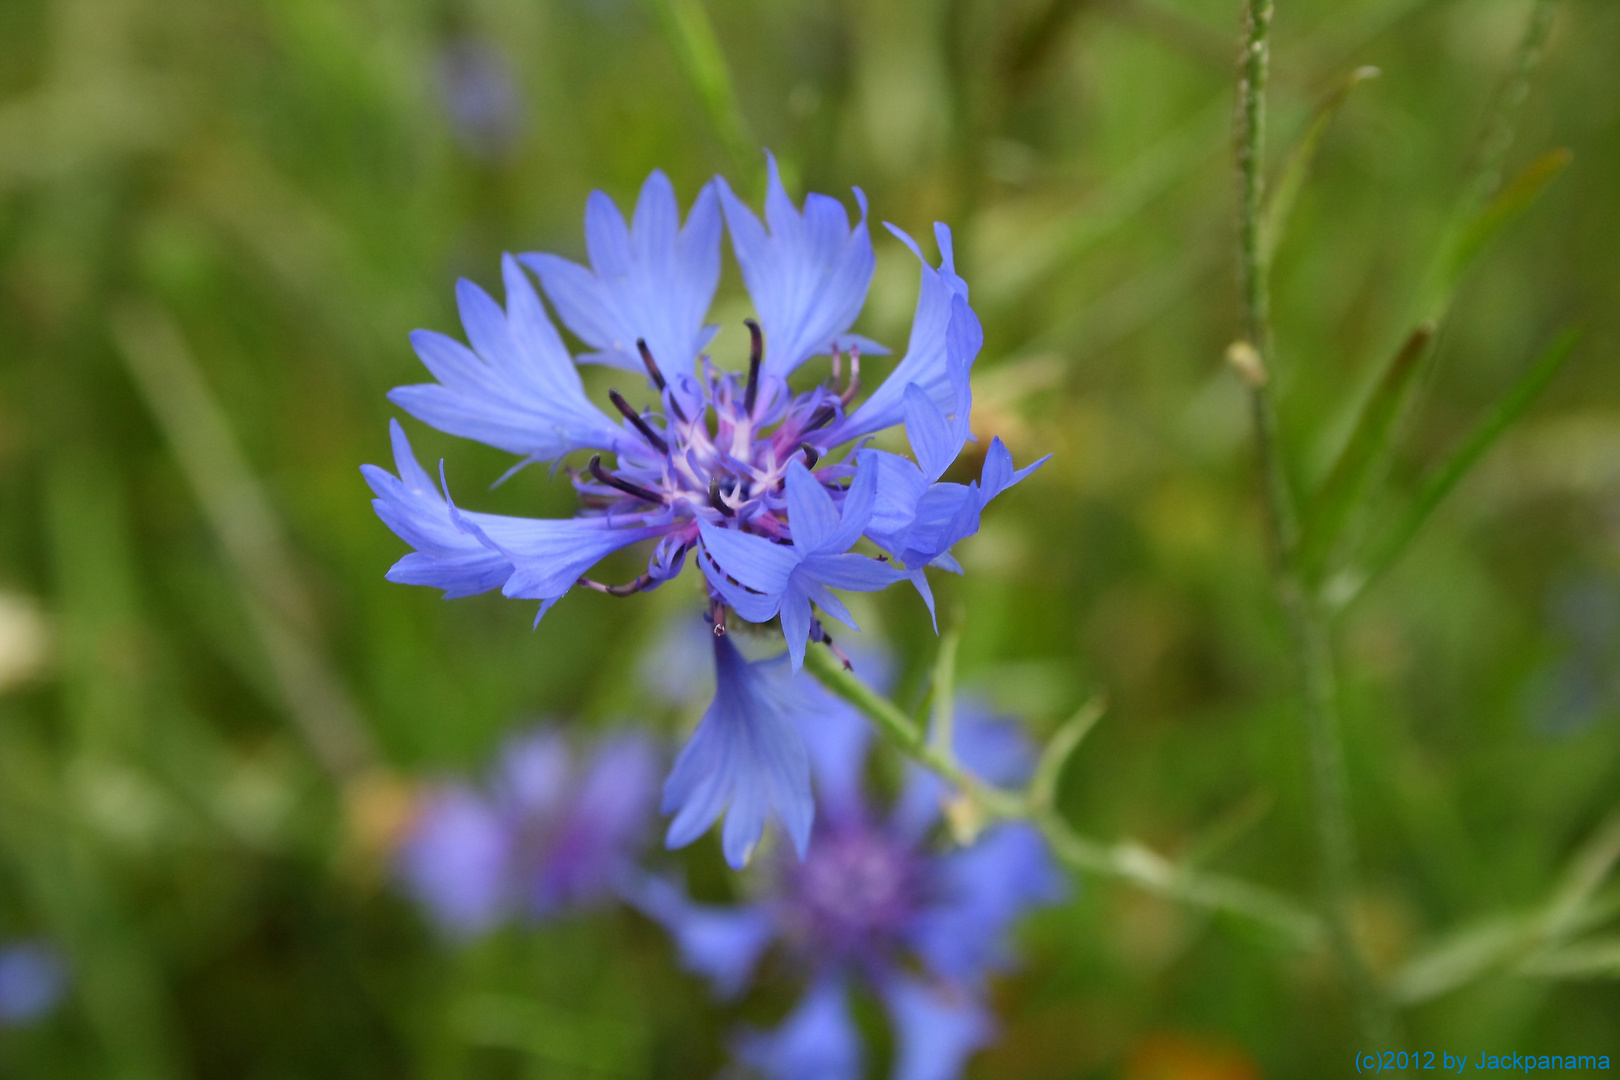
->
[
  {"left": 902, "top": 383, "right": 961, "bottom": 484},
  {"left": 799, "top": 552, "right": 907, "bottom": 594},
  {"left": 523, "top": 171, "right": 721, "bottom": 379},
  {"left": 397, "top": 785, "right": 511, "bottom": 937},
  {"left": 779, "top": 553, "right": 904, "bottom": 670},
  {"left": 640, "top": 614, "right": 719, "bottom": 705},
  {"left": 716, "top": 153, "right": 876, "bottom": 379},
  {"left": 387, "top": 258, "right": 625, "bottom": 460},
  {"left": 785, "top": 460, "right": 842, "bottom": 552},
  {"left": 489, "top": 728, "right": 573, "bottom": 818},
  {"left": 951, "top": 701, "right": 1039, "bottom": 787},
  {"left": 863, "top": 450, "right": 930, "bottom": 540},
  {"left": 872, "top": 436, "right": 1045, "bottom": 588},
  {"left": 907, "top": 822, "right": 1066, "bottom": 985},
  {"left": 839, "top": 226, "right": 975, "bottom": 441},
  {"left": 569, "top": 732, "right": 660, "bottom": 850},
  {"left": 489, "top": 514, "right": 668, "bottom": 604},
  {"left": 0, "top": 942, "right": 68, "bottom": 1026},
  {"left": 539, "top": 733, "right": 661, "bottom": 909},
  {"left": 831, "top": 332, "right": 890, "bottom": 357},
  {"left": 822, "top": 450, "right": 881, "bottom": 552},
  {"left": 789, "top": 670, "right": 875, "bottom": 823},
  {"left": 977, "top": 436, "right": 1051, "bottom": 507},
  {"left": 733, "top": 976, "right": 865, "bottom": 1080},
  {"left": 879, "top": 974, "right": 994, "bottom": 1080},
  {"left": 366, "top": 422, "right": 666, "bottom": 608},
  {"left": 893, "top": 483, "right": 981, "bottom": 570},
  {"left": 622, "top": 874, "right": 776, "bottom": 999},
  {"left": 364, "top": 421, "right": 515, "bottom": 598},
  {"left": 697, "top": 520, "right": 802, "bottom": 622},
  {"left": 779, "top": 581, "right": 816, "bottom": 670},
  {"left": 662, "top": 634, "right": 814, "bottom": 867}
]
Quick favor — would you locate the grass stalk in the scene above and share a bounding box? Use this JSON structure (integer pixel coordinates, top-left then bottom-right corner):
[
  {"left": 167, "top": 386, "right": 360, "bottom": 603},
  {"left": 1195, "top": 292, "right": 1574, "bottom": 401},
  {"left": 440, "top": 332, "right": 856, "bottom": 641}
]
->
[{"left": 1231, "top": 0, "right": 1395, "bottom": 1050}]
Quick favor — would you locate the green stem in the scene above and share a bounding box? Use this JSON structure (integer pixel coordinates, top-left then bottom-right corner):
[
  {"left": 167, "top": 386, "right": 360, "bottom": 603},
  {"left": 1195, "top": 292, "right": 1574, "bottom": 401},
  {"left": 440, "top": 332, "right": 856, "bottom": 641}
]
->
[
  {"left": 1232, "top": 0, "right": 1395, "bottom": 1050},
  {"left": 803, "top": 646, "right": 1324, "bottom": 948},
  {"left": 927, "top": 622, "right": 962, "bottom": 760}
]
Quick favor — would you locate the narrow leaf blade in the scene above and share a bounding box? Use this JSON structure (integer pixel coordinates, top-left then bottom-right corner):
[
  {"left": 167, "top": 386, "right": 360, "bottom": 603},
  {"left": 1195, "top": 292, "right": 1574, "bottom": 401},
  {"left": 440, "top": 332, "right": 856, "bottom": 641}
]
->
[
  {"left": 1262, "top": 65, "right": 1381, "bottom": 261},
  {"left": 650, "top": 0, "right": 755, "bottom": 178},
  {"left": 1329, "top": 327, "right": 1580, "bottom": 608},
  {"left": 1298, "top": 322, "right": 1435, "bottom": 576},
  {"left": 1421, "top": 148, "right": 1573, "bottom": 321}
]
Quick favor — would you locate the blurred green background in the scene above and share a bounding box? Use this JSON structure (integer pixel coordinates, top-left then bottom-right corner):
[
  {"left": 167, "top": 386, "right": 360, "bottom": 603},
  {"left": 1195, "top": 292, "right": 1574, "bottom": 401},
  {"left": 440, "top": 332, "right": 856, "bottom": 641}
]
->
[{"left": 2, "top": 0, "right": 1618, "bottom": 1075}]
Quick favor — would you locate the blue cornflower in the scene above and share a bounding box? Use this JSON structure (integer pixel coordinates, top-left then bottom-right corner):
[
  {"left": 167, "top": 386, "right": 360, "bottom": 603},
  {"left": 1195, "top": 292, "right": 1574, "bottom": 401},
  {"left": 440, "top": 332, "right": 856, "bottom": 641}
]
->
[
  {"left": 366, "top": 156, "right": 1048, "bottom": 864},
  {"left": 0, "top": 940, "right": 68, "bottom": 1027},
  {"left": 628, "top": 658, "right": 1065, "bottom": 1080},
  {"left": 398, "top": 726, "right": 658, "bottom": 937},
  {"left": 436, "top": 38, "right": 524, "bottom": 161}
]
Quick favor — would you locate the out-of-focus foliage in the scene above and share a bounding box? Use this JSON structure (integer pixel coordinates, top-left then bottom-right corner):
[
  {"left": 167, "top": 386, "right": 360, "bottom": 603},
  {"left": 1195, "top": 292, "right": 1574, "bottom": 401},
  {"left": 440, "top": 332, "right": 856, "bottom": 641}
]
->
[{"left": 1, "top": 0, "right": 1617, "bottom": 1076}]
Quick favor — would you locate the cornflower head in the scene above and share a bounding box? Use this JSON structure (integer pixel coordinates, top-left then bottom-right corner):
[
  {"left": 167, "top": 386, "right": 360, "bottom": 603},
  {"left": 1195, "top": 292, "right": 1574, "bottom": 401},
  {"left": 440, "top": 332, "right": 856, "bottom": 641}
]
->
[
  {"left": 366, "top": 156, "right": 1049, "bottom": 867},
  {"left": 397, "top": 726, "right": 657, "bottom": 937},
  {"left": 628, "top": 652, "right": 1065, "bottom": 1080}
]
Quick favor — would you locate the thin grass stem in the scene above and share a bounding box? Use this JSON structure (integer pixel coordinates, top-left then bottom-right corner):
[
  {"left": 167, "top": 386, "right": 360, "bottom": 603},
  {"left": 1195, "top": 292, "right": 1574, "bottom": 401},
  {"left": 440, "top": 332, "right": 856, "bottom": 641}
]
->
[{"left": 1232, "top": 0, "right": 1396, "bottom": 1051}]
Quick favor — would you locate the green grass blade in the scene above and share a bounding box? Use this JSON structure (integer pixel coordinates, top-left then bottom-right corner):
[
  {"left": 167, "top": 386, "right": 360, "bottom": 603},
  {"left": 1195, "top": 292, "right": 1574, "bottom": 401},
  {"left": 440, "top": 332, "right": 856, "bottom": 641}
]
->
[
  {"left": 1296, "top": 322, "right": 1434, "bottom": 577},
  {"left": 1328, "top": 327, "right": 1580, "bottom": 608},
  {"left": 650, "top": 0, "right": 756, "bottom": 179},
  {"left": 1420, "top": 147, "right": 1572, "bottom": 322},
  {"left": 1262, "top": 65, "right": 1380, "bottom": 261},
  {"left": 926, "top": 618, "right": 962, "bottom": 760},
  {"left": 1517, "top": 937, "right": 1620, "bottom": 980},
  {"left": 1028, "top": 696, "right": 1107, "bottom": 810}
]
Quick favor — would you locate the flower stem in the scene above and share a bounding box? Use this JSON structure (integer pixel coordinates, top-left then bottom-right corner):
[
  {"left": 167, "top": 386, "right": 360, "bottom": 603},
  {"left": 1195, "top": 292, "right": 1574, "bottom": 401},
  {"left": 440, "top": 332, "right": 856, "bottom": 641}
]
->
[
  {"left": 1232, "top": 0, "right": 1395, "bottom": 1050},
  {"left": 804, "top": 645, "right": 1324, "bottom": 948},
  {"left": 927, "top": 620, "right": 962, "bottom": 761}
]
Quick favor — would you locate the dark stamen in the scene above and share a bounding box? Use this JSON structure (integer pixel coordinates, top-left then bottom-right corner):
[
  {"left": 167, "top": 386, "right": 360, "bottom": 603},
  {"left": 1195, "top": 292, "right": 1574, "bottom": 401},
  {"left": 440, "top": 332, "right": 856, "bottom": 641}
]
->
[
  {"left": 587, "top": 454, "right": 664, "bottom": 504},
  {"left": 709, "top": 599, "right": 727, "bottom": 636},
  {"left": 804, "top": 404, "right": 836, "bottom": 432},
  {"left": 708, "top": 476, "right": 736, "bottom": 517},
  {"left": 609, "top": 389, "right": 670, "bottom": 454},
  {"left": 808, "top": 619, "right": 853, "bottom": 669},
  {"left": 743, "top": 318, "right": 763, "bottom": 416},
  {"left": 638, "top": 339, "right": 689, "bottom": 424},
  {"left": 577, "top": 573, "right": 655, "bottom": 597},
  {"left": 799, "top": 443, "right": 820, "bottom": 469},
  {"left": 636, "top": 339, "right": 666, "bottom": 391}
]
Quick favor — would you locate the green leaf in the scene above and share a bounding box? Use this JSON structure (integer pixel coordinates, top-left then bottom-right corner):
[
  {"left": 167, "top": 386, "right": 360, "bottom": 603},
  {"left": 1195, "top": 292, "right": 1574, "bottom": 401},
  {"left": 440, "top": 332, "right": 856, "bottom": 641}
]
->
[
  {"left": 1297, "top": 322, "right": 1434, "bottom": 577},
  {"left": 1028, "top": 696, "right": 1107, "bottom": 810},
  {"left": 927, "top": 616, "right": 963, "bottom": 759},
  {"left": 650, "top": 0, "right": 756, "bottom": 180},
  {"left": 1327, "top": 327, "right": 1580, "bottom": 609},
  {"left": 1262, "top": 65, "right": 1381, "bottom": 261},
  {"left": 1518, "top": 937, "right": 1620, "bottom": 980},
  {"left": 1420, "top": 148, "right": 1573, "bottom": 322},
  {"left": 1391, "top": 914, "right": 1534, "bottom": 1004}
]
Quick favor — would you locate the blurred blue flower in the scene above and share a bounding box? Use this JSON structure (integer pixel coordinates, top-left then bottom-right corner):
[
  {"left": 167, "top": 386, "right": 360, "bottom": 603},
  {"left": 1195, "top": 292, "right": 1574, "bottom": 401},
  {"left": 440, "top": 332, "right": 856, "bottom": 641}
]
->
[
  {"left": 398, "top": 726, "right": 658, "bottom": 937},
  {"left": 436, "top": 38, "right": 524, "bottom": 161},
  {"left": 366, "top": 156, "right": 1049, "bottom": 863},
  {"left": 0, "top": 940, "right": 68, "bottom": 1026},
  {"left": 1521, "top": 575, "right": 1620, "bottom": 738},
  {"left": 629, "top": 681, "right": 1065, "bottom": 1080}
]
